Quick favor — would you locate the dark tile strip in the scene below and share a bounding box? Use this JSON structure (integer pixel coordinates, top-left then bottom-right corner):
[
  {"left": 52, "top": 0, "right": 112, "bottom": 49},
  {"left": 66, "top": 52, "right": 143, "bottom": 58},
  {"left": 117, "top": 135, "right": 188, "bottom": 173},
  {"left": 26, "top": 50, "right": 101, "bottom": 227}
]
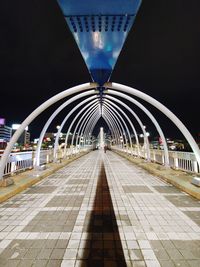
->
[{"left": 82, "top": 162, "right": 127, "bottom": 267}]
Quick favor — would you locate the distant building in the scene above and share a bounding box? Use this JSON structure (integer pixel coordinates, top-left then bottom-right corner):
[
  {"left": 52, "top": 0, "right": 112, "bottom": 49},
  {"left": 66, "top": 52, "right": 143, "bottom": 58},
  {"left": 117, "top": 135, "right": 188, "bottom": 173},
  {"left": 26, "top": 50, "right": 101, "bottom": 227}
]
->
[
  {"left": 0, "top": 118, "right": 12, "bottom": 149},
  {"left": 0, "top": 125, "right": 12, "bottom": 142},
  {"left": 12, "top": 124, "right": 30, "bottom": 146}
]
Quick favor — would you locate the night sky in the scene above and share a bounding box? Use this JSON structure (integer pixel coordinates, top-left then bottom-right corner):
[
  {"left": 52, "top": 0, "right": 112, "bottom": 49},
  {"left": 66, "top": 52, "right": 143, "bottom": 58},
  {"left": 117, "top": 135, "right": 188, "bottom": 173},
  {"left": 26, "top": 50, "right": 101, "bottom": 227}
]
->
[{"left": 0, "top": 0, "right": 200, "bottom": 141}]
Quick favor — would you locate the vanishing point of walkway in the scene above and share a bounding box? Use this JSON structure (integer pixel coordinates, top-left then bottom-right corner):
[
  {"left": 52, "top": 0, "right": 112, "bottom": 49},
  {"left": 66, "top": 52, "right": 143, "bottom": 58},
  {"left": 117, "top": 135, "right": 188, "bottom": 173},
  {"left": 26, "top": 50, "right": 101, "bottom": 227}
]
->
[{"left": 0, "top": 151, "right": 200, "bottom": 267}]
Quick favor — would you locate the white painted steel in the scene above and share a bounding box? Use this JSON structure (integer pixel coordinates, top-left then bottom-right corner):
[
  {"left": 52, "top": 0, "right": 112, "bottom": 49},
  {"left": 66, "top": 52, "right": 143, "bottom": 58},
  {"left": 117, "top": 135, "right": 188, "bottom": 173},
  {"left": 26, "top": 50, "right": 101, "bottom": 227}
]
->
[
  {"left": 63, "top": 102, "right": 99, "bottom": 157},
  {"left": 83, "top": 114, "right": 101, "bottom": 148},
  {"left": 56, "top": 100, "right": 98, "bottom": 158},
  {"left": 77, "top": 108, "right": 100, "bottom": 149},
  {"left": 103, "top": 108, "right": 122, "bottom": 145},
  {"left": 80, "top": 109, "right": 100, "bottom": 147},
  {"left": 106, "top": 82, "right": 200, "bottom": 168},
  {"left": 104, "top": 109, "right": 122, "bottom": 145},
  {"left": 101, "top": 113, "right": 118, "bottom": 146},
  {"left": 103, "top": 101, "right": 133, "bottom": 153},
  {"left": 102, "top": 115, "right": 118, "bottom": 145},
  {"left": 35, "top": 93, "right": 97, "bottom": 167},
  {"left": 103, "top": 105, "right": 128, "bottom": 148},
  {"left": 103, "top": 98, "right": 142, "bottom": 156},
  {"left": 71, "top": 103, "right": 99, "bottom": 148},
  {"left": 0, "top": 83, "right": 97, "bottom": 179},
  {"left": 1, "top": 148, "right": 199, "bottom": 177},
  {"left": 52, "top": 97, "right": 98, "bottom": 161},
  {"left": 103, "top": 107, "right": 122, "bottom": 146},
  {"left": 74, "top": 105, "right": 101, "bottom": 148},
  {"left": 105, "top": 93, "right": 169, "bottom": 165}
]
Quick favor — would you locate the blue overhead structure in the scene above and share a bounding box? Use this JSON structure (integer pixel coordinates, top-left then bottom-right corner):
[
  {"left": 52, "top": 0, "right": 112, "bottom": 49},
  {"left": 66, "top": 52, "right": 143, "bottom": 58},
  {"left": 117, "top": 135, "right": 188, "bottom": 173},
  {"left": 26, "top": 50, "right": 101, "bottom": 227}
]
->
[{"left": 57, "top": 0, "right": 142, "bottom": 86}]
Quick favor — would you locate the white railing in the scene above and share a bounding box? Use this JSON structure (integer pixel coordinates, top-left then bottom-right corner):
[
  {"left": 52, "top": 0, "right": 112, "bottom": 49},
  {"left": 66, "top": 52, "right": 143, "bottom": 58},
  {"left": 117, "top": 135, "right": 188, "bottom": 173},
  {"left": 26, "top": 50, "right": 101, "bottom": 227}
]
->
[
  {"left": 113, "top": 146, "right": 200, "bottom": 174},
  {"left": 1, "top": 150, "right": 53, "bottom": 177},
  {"left": 0, "top": 146, "right": 91, "bottom": 177}
]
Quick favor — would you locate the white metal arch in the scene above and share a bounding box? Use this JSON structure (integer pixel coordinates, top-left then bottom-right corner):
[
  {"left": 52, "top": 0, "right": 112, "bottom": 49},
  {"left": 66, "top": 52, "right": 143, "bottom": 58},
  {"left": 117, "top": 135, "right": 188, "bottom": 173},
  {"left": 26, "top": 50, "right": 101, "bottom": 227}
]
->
[
  {"left": 104, "top": 93, "right": 169, "bottom": 165},
  {"left": 0, "top": 83, "right": 97, "bottom": 179},
  {"left": 100, "top": 112, "right": 119, "bottom": 146},
  {"left": 103, "top": 107, "right": 125, "bottom": 146},
  {"left": 74, "top": 104, "right": 101, "bottom": 149},
  {"left": 102, "top": 101, "right": 133, "bottom": 154},
  {"left": 106, "top": 82, "right": 200, "bottom": 167},
  {"left": 35, "top": 93, "right": 97, "bottom": 167},
  {"left": 104, "top": 101, "right": 150, "bottom": 159},
  {"left": 103, "top": 109, "right": 122, "bottom": 146},
  {"left": 72, "top": 106, "right": 100, "bottom": 151},
  {"left": 102, "top": 113, "right": 120, "bottom": 146},
  {"left": 83, "top": 112, "right": 101, "bottom": 148},
  {"left": 52, "top": 97, "right": 98, "bottom": 161},
  {"left": 103, "top": 98, "right": 144, "bottom": 157},
  {"left": 103, "top": 105, "right": 130, "bottom": 151},
  {"left": 55, "top": 100, "right": 99, "bottom": 158},
  {"left": 62, "top": 102, "right": 99, "bottom": 157},
  {"left": 71, "top": 102, "right": 99, "bottom": 148},
  {"left": 105, "top": 92, "right": 169, "bottom": 165},
  {"left": 79, "top": 107, "right": 101, "bottom": 148}
]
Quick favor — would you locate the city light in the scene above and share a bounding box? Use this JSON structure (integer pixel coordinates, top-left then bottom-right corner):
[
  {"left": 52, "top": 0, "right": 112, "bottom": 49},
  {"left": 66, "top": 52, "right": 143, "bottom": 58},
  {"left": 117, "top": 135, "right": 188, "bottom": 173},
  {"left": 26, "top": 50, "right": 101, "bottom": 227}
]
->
[{"left": 12, "top": 124, "right": 28, "bottom": 131}]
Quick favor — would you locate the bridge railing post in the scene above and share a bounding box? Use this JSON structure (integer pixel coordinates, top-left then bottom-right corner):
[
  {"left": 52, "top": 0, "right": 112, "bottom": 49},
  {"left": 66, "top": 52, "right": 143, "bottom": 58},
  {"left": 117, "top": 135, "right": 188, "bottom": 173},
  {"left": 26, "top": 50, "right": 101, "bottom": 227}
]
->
[
  {"left": 174, "top": 153, "right": 179, "bottom": 170},
  {"left": 193, "top": 160, "right": 199, "bottom": 173}
]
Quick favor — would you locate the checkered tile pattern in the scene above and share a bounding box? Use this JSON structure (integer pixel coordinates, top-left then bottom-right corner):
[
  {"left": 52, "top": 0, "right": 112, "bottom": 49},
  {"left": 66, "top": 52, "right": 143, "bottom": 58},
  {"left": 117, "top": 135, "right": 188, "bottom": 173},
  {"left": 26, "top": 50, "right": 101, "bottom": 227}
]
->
[{"left": 0, "top": 151, "right": 200, "bottom": 266}]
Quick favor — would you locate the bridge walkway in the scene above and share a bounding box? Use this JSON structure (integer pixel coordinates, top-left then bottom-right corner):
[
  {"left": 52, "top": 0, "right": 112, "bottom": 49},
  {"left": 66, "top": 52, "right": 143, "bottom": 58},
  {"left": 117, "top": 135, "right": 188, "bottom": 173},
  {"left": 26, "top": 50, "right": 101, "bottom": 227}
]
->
[{"left": 0, "top": 151, "right": 200, "bottom": 267}]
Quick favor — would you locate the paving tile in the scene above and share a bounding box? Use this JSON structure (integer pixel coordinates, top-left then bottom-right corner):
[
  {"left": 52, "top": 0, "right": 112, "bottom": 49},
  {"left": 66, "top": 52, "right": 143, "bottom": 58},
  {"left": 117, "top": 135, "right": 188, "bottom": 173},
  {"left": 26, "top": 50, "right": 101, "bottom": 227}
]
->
[
  {"left": 159, "top": 260, "right": 175, "bottom": 267},
  {"left": 36, "top": 248, "right": 53, "bottom": 259},
  {"left": 32, "top": 260, "right": 48, "bottom": 267},
  {"left": 183, "top": 211, "right": 200, "bottom": 226},
  {"left": 46, "top": 259, "right": 62, "bottom": 266},
  {"left": 123, "top": 186, "right": 152, "bottom": 193},
  {"left": 24, "top": 186, "right": 57, "bottom": 194},
  {"left": 129, "top": 249, "right": 143, "bottom": 260},
  {"left": 164, "top": 195, "right": 200, "bottom": 208},
  {"left": 153, "top": 186, "right": 182, "bottom": 194},
  {"left": 1, "top": 150, "right": 200, "bottom": 266}
]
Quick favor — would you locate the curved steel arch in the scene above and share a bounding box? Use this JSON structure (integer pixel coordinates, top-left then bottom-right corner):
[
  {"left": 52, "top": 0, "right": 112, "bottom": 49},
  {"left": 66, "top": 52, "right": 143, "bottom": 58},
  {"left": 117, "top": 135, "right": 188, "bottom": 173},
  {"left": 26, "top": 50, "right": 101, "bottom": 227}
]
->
[
  {"left": 103, "top": 107, "right": 124, "bottom": 143},
  {"left": 62, "top": 102, "right": 99, "bottom": 157},
  {"left": 103, "top": 106, "right": 125, "bottom": 146},
  {"left": 71, "top": 103, "right": 100, "bottom": 148},
  {"left": 64, "top": 102, "right": 99, "bottom": 157},
  {"left": 100, "top": 112, "right": 119, "bottom": 146},
  {"left": 0, "top": 83, "right": 97, "bottom": 179},
  {"left": 54, "top": 100, "right": 99, "bottom": 157},
  {"left": 102, "top": 114, "right": 120, "bottom": 146},
  {"left": 104, "top": 97, "right": 142, "bottom": 156},
  {"left": 101, "top": 106, "right": 121, "bottom": 145},
  {"left": 80, "top": 107, "right": 101, "bottom": 147},
  {"left": 102, "top": 108, "right": 121, "bottom": 145},
  {"left": 106, "top": 82, "right": 200, "bottom": 167},
  {"left": 104, "top": 100, "right": 150, "bottom": 159},
  {"left": 74, "top": 104, "right": 101, "bottom": 149},
  {"left": 53, "top": 98, "right": 98, "bottom": 161},
  {"left": 83, "top": 112, "right": 101, "bottom": 147},
  {"left": 102, "top": 101, "right": 133, "bottom": 154},
  {"left": 104, "top": 93, "right": 169, "bottom": 165},
  {"left": 35, "top": 93, "right": 97, "bottom": 167},
  {"left": 73, "top": 105, "right": 100, "bottom": 150}
]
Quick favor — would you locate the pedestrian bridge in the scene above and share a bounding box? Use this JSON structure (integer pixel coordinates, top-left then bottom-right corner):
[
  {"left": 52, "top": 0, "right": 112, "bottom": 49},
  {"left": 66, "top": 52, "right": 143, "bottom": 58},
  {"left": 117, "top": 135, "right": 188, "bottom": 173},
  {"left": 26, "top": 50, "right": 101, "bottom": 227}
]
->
[
  {"left": 0, "top": 150, "right": 200, "bottom": 267},
  {"left": 0, "top": 0, "right": 200, "bottom": 265},
  {"left": 0, "top": 0, "right": 200, "bottom": 179}
]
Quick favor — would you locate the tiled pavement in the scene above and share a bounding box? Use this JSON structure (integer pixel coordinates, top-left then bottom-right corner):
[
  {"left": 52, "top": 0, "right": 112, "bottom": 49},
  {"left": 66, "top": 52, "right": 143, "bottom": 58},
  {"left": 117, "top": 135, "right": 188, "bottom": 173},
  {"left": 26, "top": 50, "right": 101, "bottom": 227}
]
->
[{"left": 0, "top": 150, "right": 200, "bottom": 267}]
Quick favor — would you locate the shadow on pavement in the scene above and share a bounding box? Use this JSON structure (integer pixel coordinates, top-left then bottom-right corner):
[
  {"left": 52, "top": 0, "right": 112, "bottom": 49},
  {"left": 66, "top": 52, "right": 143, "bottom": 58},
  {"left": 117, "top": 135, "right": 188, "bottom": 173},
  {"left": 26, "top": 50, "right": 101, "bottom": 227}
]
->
[{"left": 81, "top": 160, "right": 127, "bottom": 267}]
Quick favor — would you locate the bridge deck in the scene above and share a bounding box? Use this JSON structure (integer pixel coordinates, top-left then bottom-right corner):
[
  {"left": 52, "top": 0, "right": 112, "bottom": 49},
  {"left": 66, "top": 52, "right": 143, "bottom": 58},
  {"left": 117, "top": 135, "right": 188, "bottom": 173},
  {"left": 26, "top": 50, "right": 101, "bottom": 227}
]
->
[{"left": 0, "top": 151, "right": 200, "bottom": 267}]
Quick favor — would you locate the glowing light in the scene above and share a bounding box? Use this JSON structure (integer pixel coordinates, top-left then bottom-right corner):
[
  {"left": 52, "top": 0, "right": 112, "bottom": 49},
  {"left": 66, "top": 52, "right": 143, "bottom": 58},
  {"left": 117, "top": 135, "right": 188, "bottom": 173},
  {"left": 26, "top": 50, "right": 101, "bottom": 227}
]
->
[
  {"left": 12, "top": 124, "right": 28, "bottom": 131},
  {"left": 92, "top": 32, "right": 103, "bottom": 49}
]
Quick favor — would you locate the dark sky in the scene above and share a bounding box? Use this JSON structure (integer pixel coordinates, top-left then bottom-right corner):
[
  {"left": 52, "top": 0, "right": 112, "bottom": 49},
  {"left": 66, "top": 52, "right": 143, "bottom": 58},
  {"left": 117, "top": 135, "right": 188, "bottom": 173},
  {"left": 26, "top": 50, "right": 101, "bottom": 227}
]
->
[{"left": 0, "top": 0, "right": 200, "bottom": 140}]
